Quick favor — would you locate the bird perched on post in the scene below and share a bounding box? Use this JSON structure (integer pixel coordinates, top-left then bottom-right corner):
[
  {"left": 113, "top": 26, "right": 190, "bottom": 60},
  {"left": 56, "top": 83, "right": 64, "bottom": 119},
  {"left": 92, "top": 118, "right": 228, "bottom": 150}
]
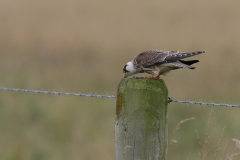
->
[{"left": 123, "top": 49, "right": 205, "bottom": 79}]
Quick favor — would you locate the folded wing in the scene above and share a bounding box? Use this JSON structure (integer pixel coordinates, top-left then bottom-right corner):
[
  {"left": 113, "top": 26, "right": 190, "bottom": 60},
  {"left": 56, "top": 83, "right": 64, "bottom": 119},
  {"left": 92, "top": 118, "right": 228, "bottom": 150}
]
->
[{"left": 135, "top": 50, "right": 205, "bottom": 68}]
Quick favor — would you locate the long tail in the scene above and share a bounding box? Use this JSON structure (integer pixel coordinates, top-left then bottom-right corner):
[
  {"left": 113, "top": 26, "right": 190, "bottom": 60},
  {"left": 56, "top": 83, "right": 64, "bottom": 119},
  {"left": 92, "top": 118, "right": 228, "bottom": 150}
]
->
[{"left": 165, "top": 51, "right": 205, "bottom": 62}]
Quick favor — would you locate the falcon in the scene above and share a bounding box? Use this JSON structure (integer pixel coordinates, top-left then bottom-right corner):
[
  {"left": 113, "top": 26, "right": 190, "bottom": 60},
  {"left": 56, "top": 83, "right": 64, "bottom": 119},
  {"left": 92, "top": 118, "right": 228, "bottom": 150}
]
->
[{"left": 123, "top": 49, "right": 205, "bottom": 79}]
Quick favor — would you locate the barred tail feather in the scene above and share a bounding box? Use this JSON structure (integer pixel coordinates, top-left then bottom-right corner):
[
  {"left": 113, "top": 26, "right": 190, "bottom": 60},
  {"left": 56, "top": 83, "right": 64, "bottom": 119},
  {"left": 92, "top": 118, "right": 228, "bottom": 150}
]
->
[{"left": 165, "top": 51, "right": 205, "bottom": 62}]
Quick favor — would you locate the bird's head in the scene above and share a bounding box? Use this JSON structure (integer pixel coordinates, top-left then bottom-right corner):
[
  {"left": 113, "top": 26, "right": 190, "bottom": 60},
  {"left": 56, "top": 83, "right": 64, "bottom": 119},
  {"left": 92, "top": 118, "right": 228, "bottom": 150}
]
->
[{"left": 123, "top": 61, "right": 138, "bottom": 78}]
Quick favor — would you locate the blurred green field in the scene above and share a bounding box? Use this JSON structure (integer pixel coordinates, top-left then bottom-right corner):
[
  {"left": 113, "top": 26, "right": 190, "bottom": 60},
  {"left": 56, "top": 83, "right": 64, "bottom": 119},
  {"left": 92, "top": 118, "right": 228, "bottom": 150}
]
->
[{"left": 0, "top": 0, "right": 240, "bottom": 160}]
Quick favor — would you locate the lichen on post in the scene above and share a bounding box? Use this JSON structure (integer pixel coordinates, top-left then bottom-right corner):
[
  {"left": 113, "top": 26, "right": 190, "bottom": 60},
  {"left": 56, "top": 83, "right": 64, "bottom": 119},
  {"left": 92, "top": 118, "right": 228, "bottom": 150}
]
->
[{"left": 115, "top": 78, "right": 168, "bottom": 160}]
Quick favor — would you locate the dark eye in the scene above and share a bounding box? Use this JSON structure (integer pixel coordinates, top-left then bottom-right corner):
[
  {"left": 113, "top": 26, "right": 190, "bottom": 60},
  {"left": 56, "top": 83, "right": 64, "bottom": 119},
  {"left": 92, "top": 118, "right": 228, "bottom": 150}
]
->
[{"left": 123, "top": 65, "right": 128, "bottom": 73}]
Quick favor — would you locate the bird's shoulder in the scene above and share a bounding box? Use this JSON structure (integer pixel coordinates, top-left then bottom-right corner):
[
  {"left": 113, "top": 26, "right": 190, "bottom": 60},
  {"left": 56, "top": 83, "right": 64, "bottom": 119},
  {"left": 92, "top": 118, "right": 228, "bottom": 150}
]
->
[{"left": 134, "top": 49, "right": 174, "bottom": 66}]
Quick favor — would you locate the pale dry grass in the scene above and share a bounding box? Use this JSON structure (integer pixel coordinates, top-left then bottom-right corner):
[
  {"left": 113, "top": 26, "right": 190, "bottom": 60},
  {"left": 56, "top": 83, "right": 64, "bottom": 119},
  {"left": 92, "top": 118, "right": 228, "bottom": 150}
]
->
[
  {"left": 195, "top": 108, "right": 212, "bottom": 160},
  {"left": 214, "top": 125, "right": 227, "bottom": 159},
  {"left": 195, "top": 109, "right": 240, "bottom": 160},
  {"left": 168, "top": 117, "right": 195, "bottom": 159},
  {"left": 168, "top": 109, "right": 240, "bottom": 160},
  {"left": 169, "top": 117, "right": 196, "bottom": 146},
  {"left": 224, "top": 139, "right": 240, "bottom": 160}
]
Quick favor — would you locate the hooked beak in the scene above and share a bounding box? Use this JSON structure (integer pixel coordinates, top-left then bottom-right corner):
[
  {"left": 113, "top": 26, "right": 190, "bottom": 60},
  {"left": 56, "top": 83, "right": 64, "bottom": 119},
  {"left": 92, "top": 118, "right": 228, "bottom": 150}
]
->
[{"left": 124, "top": 72, "right": 128, "bottom": 78}]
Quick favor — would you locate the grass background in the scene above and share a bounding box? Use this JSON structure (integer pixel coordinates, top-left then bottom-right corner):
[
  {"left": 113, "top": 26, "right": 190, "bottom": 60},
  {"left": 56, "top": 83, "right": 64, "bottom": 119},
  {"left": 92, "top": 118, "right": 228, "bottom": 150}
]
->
[{"left": 0, "top": 0, "right": 240, "bottom": 159}]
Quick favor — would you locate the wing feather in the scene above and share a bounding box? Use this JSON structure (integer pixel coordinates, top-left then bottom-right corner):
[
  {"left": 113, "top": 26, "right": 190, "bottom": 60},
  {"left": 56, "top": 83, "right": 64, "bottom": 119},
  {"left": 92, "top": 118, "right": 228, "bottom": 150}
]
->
[
  {"left": 134, "top": 50, "right": 169, "bottom": 67},
  {"left": 165, "top": 51, "right": 205, "bottom": 62}
]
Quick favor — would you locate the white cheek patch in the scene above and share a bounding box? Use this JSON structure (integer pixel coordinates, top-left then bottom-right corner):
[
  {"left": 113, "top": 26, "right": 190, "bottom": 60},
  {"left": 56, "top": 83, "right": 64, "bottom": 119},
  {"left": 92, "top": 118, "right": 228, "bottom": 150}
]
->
[
  {"left": 126, "top": 62, "right": 134, "bottom": 71},
  {"left": 126, "top": 61, "right": 138, "bottom": 76}
]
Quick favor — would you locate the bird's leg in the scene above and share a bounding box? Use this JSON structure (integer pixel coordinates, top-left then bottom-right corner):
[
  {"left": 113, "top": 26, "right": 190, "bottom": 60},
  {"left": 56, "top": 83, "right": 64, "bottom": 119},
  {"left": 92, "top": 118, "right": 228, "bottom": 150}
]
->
[
  {"left": 144, "top": 75, "right": 154, "bottom": 79},
  {"left": 149, "top": 75, "right": 155, "bottom": 79},
  {"left": 150, "top": 75, "right": 155, "bottom": 79},
  {"left": 154, "top": 74, "right": 161, "bottom": 79}
]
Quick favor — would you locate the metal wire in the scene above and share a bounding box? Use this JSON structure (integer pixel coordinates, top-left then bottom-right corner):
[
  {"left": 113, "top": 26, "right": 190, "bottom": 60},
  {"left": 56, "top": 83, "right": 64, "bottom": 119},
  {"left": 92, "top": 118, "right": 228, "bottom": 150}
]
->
[
  {"left": 168, "top": 97, "right": 240, "bottom": 108},
  {"left": 0, "top": 87, "right": 117, "bottom": 98},
  {"left": 0, "top": 86, "right": 239, "bottom": 108}
]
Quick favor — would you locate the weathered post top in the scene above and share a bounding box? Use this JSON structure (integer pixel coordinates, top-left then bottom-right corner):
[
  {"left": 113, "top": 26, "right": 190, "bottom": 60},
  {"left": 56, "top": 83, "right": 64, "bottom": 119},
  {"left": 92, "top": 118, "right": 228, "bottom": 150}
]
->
[{"left": 115, "top": 78, "right": 168, "bottom": 160}]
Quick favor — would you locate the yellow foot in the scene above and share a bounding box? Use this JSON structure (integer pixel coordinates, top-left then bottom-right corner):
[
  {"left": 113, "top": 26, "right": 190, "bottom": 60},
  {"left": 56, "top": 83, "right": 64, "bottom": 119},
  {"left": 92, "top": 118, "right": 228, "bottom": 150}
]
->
[
  {"left": 154, "top": 75, "right": 161, "bottom": 79},
  {"left": 144, "top": 76, "right": 151, "bottom": 79}
]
